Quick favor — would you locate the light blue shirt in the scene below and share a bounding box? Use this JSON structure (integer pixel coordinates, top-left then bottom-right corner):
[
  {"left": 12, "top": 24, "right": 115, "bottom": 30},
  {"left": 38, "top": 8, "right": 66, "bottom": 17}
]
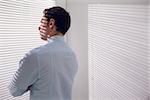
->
[{"left": 8, "top": 35, "right": 78, "bottom": 100}]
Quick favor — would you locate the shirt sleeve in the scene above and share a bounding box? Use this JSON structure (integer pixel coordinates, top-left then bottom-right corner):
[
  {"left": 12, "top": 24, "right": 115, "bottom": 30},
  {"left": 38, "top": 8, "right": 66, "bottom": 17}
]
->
[{"left": 8, "top": 50, "right": 39, "bottom": 97}]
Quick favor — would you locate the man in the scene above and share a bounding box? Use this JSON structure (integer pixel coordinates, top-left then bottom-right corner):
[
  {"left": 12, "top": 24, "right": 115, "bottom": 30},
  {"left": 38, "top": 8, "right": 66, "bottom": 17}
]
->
[{"left": 8, "top": 6, "right": 78, "bottom": 100}]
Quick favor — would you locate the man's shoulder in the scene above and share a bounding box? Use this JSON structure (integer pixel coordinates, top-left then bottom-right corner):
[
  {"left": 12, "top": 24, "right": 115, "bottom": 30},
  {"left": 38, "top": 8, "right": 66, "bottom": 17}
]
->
[
  {"left": 26, "top": 44, "right": 46, "bottom": 56},
  {"left": 28, "top": 42, "right": 74, "bottom": 56}
]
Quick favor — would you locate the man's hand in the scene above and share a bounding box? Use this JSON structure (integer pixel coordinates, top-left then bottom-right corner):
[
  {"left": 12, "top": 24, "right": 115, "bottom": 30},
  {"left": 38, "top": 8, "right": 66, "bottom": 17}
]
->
[{"left": 39, "top": 17, "right": 49, "bottom": 41}]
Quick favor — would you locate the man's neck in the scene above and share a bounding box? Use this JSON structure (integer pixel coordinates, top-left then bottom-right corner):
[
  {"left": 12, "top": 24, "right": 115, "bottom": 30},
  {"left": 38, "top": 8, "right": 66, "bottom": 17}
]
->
[{"left": 49, "top": 32, "right": 63, "bottom": 37}]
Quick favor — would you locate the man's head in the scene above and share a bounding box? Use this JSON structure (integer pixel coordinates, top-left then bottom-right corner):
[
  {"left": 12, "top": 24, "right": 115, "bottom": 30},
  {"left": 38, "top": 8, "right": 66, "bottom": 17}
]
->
[{"left": 42, "top": 6, "right": 71, "bottom": 36}]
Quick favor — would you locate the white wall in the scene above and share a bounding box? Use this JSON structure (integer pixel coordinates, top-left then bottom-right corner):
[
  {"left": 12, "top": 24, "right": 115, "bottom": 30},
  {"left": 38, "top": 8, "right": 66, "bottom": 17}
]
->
[
  {"left": 67, "top": 1, "right": 88, "bottom": 100},
  {"left": 66, "top": 0, "right": 149, "bottom": 100}
]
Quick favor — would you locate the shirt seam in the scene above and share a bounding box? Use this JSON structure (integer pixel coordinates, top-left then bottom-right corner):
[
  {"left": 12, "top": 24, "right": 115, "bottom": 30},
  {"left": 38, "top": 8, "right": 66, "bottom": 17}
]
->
[{"left": 35, "top": 51, "right": 40, "bottom": 79}]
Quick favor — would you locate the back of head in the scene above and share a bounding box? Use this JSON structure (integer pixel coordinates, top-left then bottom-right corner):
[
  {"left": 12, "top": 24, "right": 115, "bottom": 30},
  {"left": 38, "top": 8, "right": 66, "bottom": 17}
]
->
[{"left": 43, "top": 6, "right": 71, "bottom": 35}]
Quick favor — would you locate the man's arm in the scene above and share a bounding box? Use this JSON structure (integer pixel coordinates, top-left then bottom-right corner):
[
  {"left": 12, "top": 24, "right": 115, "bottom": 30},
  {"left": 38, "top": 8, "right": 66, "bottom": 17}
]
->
[{"left": 8, "top": 50, "right": 39, "bottom": 97}]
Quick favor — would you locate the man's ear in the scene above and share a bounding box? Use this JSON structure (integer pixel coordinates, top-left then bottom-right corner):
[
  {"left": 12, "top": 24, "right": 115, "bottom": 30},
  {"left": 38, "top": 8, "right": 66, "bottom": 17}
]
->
[{"left": 48, "top": 18, "right": 55, "bottom": 29}]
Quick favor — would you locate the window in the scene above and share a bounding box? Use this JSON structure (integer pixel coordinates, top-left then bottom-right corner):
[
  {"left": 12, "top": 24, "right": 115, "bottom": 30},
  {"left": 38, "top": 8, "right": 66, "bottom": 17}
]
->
[
  {"left": 0, "top": 0, "right": 55, "bottom": 99},
  {"left": 88, "top": 4, "right": 149, "bottom": 100}
]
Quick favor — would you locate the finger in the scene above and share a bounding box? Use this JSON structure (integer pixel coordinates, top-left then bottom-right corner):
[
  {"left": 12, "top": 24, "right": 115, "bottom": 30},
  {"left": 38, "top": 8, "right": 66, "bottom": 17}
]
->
[
  {"left": 41, "top": 17, "right": 48, "bottom": 23},
  {"left": 40, "top": 33, "right": 47, "bottom": 40},
  {"left": 39, "top": 29, "right": 47, "bottom": 34},
  {"left": 41, "top": 36, "right": 47, "bottom": 41},
  {"left": 42, "top": 16, "right": 47, "bottom": 20},
  {"left": 39, "top": 25, "right": 47, "bottom": 30},
  {"left": 40, "top": 34, "right": 47, "bottom": 41},
  {"left": 40, "top": 32, "right": 47, "bottom": 37},
  {"left": 41, "top": 36, "right": 47, "bottom": 40},
  {"left": 40, "top": 23, "right": 48, "bottom": 27},
  {"left": 41, "top": 19, "right": 48, "bottom": 24},
  {"left": 39, "top": 32, "right": 48, "bottom": 40},
  {"left": 38, "top": 24, "right": 48, "bottom": 30},
  {"left": 39, "top": 26, "right": 47, "bottom": 32}
]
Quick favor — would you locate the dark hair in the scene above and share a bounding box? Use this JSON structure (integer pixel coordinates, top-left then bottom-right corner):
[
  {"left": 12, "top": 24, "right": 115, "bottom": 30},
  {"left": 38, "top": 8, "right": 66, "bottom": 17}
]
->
[{"left": 43, "top": 6, "right": 71, "bottom": 35}]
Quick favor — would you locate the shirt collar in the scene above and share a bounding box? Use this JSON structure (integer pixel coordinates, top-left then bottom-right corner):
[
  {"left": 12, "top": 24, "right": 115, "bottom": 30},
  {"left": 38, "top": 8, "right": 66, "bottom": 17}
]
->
[{"left": 47, "top": 35, "right": 64, "bottom": 43}]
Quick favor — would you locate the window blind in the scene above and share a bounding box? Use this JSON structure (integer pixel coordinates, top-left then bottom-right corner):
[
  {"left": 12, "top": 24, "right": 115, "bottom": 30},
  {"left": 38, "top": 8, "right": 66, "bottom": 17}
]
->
[
  {"left": 0, "top": 0, "right": 55, "bottom": 99},
  {"left": 148, "top": 3, "right": 150, "bottom": 99},
  {"left": 88, "top": 4, "right": 149, "bottom": 100}
]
